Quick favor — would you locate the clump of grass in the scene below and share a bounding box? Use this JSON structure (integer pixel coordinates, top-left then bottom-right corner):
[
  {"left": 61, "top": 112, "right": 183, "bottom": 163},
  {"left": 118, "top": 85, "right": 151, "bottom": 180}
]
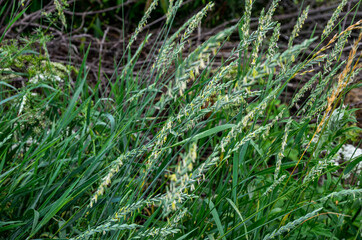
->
[{"left": 0, "top": 1, "right": 362, "bottom": 239}]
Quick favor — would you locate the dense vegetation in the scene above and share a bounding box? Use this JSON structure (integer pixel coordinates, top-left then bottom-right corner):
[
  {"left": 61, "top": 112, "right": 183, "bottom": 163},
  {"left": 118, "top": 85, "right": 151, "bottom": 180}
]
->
[{"left": 0, "top": 0, "right": 361, "bottom": 239}]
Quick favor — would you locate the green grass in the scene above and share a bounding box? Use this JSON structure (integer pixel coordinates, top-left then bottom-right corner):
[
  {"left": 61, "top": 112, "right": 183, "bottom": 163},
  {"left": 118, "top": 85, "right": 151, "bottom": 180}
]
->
[{"left": 0, "top": 0, "right": 362, "bottom": 239}]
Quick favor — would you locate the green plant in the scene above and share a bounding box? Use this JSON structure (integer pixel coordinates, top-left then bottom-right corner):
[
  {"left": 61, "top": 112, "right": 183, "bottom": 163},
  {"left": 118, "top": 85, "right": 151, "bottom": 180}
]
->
[{"left": 0, "top": 0, "right": 362, "bottom": 239}]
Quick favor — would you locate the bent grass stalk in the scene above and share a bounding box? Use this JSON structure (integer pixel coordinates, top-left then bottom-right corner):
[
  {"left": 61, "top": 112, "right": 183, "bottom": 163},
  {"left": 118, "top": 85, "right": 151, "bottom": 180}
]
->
[{"left": 283, "top": 30, "right": 362, "bottom": 195}]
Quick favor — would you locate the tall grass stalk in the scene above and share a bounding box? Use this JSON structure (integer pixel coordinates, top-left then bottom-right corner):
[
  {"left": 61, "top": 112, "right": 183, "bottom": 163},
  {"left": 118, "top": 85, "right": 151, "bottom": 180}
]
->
[{"left": 0, "top": 1, "right": 361, "bottom": 239}]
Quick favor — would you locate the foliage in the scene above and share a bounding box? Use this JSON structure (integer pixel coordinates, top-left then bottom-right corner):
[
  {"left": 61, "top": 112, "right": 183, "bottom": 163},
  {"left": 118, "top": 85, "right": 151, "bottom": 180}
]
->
[{"left": 0, "top": 0, "right": 362, "bottom": 239}]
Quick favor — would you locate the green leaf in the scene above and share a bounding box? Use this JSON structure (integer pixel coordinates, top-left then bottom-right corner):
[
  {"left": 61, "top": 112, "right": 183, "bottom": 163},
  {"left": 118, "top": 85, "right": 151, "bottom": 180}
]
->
[
  {"left": 226, "top": 198, "right": 249, "bottom": 240},
  {"left": 28, "top": 180, "right": 79, "bottom": 238},
  {"left": 0, "top": 7, "right": 28, "bottom": 42},
  {"left": 0, "top": 93, "right": 21, "bottom": 106},
  {"left": 344, "top": 155, "right": 362, "bottom": 176},
  {"left": 175, "top": 229, "right": 197, "bottom": 240},
  {"left": 168, "top": 124, "right": 235, "bottom": 148},
  {"left": 30, "top": 209, "right": 39, "bottom": 233},
  {"left": 207, "top": 199, "right": 226, "bottom": 240}
]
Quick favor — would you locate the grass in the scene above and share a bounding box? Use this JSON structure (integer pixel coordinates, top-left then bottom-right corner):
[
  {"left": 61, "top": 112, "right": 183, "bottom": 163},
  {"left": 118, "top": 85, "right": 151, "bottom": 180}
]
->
[{"left": 0, "top": 0, "right": 362, "bottom": 239}]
